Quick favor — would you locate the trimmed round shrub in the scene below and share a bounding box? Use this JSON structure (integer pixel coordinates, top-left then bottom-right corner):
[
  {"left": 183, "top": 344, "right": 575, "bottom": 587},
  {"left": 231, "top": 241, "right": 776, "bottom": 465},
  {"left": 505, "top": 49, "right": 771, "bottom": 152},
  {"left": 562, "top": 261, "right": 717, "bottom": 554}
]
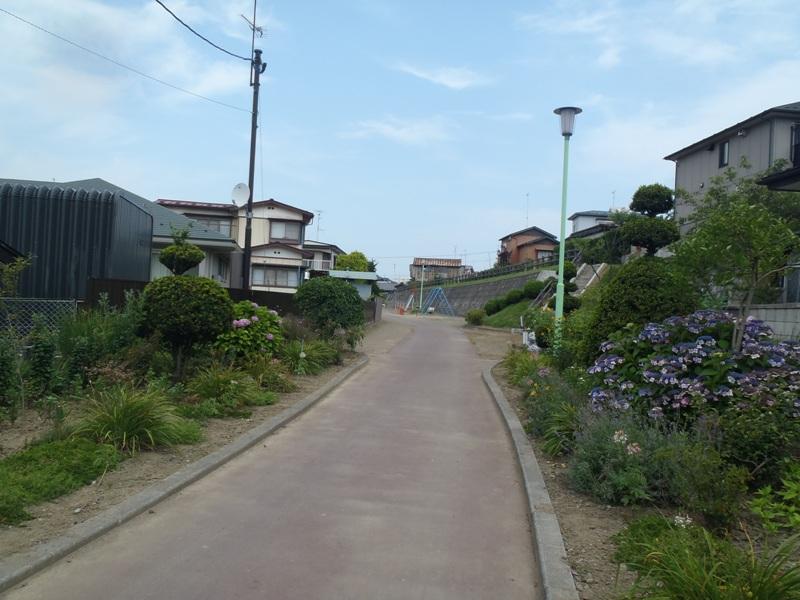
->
[
  {"left": 159, "top": 243, "right": 205, "bottom": 275},
  {"left": 465, "top": 308, "right": 486, "bottom": 326},
  {"left": 484, "top": 298, "right": 503, "bottom": 315},
  {"left": 142, "top": 276, "right": 233, "bottom": 374},
  {"left": 584, "top": 256, "right": 697, "bottom": 360},
  {"left": 630, "top": 183, "right": 674, "bottom": 217},
  {"left": 619, "top": 215, "right": 679, "bottom": 255},
  {"left": 505, "top": 288, "right": 525, "bottom": 305},
  {"left": 293, "top": 276, "right": 364, "bottom": 337},
  {"left": 523, "top": 280, "right": 545, "bottom": 299},
  {"left": 524, "top": 308, "right": 555, "bottom": 348}
]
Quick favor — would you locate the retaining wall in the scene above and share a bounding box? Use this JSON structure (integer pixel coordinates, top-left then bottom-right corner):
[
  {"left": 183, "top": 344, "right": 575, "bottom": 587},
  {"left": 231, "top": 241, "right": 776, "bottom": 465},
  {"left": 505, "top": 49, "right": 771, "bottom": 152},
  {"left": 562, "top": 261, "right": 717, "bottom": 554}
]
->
[{"left": 392, "top": 270, "right": 555, "bottom": 316}]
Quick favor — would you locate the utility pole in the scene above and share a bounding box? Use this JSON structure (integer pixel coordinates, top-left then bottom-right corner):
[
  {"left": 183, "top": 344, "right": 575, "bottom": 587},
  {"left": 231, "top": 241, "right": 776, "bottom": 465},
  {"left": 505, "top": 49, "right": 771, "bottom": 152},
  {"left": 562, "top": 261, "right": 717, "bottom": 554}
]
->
[{"left": 242, "top": 47, "right": 266, "bottom": 290}]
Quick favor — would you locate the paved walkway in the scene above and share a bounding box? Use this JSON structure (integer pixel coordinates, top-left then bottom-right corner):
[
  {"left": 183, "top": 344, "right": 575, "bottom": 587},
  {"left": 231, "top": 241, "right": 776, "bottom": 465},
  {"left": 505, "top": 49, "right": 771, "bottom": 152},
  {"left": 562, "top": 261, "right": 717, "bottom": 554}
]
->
[{"left": 5, "top": 315, "right": 538, "bottom": 600}]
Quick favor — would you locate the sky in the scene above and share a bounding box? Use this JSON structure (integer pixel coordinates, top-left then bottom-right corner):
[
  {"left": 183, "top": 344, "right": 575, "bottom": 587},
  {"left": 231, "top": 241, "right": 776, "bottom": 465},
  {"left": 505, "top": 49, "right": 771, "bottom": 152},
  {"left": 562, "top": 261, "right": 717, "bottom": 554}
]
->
[{"left": 1, "top": 0, "right": 799, "bottom": 279}]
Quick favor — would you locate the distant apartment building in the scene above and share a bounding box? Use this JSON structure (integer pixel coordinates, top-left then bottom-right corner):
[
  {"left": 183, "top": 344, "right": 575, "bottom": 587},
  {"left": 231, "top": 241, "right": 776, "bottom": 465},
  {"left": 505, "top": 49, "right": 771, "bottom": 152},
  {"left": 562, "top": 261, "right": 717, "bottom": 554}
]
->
[
  {"left": 158, "top": 198, "right": 316, "bottom": 294},
  {"left": 665, "top": 101, "right": 800, "bottom": 231},
  {"left": 497, "top": 226, "right": 558, "bottom": 266},
  {"left": 409, "top": 258, "right": 466, "bottom": 282}
]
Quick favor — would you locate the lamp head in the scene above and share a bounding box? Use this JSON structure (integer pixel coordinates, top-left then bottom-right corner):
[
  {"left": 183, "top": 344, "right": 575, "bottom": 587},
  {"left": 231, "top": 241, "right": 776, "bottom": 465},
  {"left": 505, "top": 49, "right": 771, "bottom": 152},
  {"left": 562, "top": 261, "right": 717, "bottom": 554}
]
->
[{"left": 554, "top": 106, "right": 583, "bottom": 137}]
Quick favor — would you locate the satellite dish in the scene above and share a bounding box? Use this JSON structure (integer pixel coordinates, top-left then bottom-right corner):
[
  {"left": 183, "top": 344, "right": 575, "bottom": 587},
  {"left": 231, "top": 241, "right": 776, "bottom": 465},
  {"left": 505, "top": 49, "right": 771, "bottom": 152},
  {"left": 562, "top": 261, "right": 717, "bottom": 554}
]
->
[{"left": 231, "top": 183, "right": 250, "bottom": 206}]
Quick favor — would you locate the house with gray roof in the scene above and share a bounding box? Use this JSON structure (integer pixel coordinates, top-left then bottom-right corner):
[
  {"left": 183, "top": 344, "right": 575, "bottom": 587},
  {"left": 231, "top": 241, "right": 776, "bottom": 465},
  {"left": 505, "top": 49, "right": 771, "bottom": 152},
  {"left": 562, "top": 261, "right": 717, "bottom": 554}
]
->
[{"left": 665, "top": 101, "right": 800, "bottom": 231}]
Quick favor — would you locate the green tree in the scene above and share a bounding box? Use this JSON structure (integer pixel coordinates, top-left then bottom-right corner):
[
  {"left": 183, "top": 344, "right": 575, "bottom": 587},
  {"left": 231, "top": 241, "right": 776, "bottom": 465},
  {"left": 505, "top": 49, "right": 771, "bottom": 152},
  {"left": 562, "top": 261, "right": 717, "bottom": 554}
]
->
[
  {"left": 0, "top": 256, "right": 31, "bottom": 298},
  {"left": 335, "top": 251, "right": 369, "bottom": 272},
  {"left": 294, "top": 276, "right": 365, "bottom": 337},
  {"left": 158, "top": 227, "right": 205, "bottom": 275},
  {"left": 142, "top": 276, "right": 233, "bottom": 378},
  {"left": 675, "top": 198, "right": 798, "bottom": 349},
  {"left": 630, "top": 183, "right": 674, "bottom": 217}
]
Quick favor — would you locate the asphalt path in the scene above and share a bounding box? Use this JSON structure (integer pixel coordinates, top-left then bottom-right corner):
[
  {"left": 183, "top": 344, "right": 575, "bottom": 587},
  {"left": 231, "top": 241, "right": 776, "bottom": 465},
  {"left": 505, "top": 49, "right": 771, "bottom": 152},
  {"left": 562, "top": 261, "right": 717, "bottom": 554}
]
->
[{"left": 4, "top": 315, "right": 538, "bottom": 600}]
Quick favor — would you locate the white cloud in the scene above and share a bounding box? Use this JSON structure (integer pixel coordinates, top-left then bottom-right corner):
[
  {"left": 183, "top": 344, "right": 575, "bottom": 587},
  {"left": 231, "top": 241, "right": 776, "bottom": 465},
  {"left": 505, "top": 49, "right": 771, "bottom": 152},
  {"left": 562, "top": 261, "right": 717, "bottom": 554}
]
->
[
  {"left": 394, "top": 62, "right": 492, "bottom": 90},
  {"left": 644, "top": 31, "right": 735, "bottom": 66},
  {"left": 341, "top": 116, "right": 452, "bottom": 144}
]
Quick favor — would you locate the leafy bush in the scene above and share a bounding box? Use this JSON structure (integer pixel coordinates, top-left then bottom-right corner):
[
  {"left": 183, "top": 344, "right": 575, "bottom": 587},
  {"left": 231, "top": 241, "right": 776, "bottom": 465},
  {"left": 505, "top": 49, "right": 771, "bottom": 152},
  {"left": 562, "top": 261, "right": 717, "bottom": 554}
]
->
[
  {"left": 185, "top": 364, "right": 276, "bottom": 418},
  {"left": 26, "top": 317, "right": 56, "bottom": 396},
  {"left": 142, "top": 275, "right": 233, "bottom": 376},
  {"left": 58, "top": 292, "right": 145, "bottom": 381},
  {"left": 505, "top": 288, "right": 524, "bottom": 305},
  {"left": 74, "top": 384, "right": 201, "bottom": 453},
  {"left": 465, "top": 308, "right": 486, "bottom": 326},
  {"left": 281, "top": 340, "right": 339, "bottom": 375},
  {"left": 0, "top": 438, "right": 120, "bottom": 524},
  {"left": 619, "top": 214, "right": 680, "bottom": 255},
  {"left": 0, "top": 333, "right": 18, "bottom": 419},
  {"left": 568, "top": 414, "right": 747, "bottom": 522},
  {"left": 503, "top": 347, "right": 539, "bottom": 386},
  {"left": 751, "top": 462, "right": 800, "bottom": 532},
  {"left": 215, "top": 301, "right": 283, "bottom": 360},
  {"left": 245, "top": 356, "right": 298, "bottom": 392},
  {"left": 293, "top": 276, "right": 364, "bottom": 338},
  {"left": 547, "top": 294, "right": 581, "bottom": 313},
  {"left": 560, "top": 260, "right": 577, "bottom": 282},
  {"left": 582, "top": 256, "right": 697, "bottom": 357},
  {"left": 523, "top": 279, "right": 545, "bottom": 299},
  {"left": 523, "top": 308, "right": 555, "bottom": 348},
  {"left": 614, "top": 517, "right": 800, "bottom": 599},
  {"left": 279, "top": 315, "right": 318, "bottom": 341},
  {"left": 484, "top": 298, "right": 503, "bottom": 315}
]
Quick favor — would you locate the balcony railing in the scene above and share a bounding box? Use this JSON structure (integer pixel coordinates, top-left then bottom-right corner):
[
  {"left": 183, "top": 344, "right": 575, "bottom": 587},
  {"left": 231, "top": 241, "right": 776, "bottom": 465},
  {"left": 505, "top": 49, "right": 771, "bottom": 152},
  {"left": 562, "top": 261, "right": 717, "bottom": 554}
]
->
[{"left": 303, "top": 259, "right": 333, "bottom": 271}]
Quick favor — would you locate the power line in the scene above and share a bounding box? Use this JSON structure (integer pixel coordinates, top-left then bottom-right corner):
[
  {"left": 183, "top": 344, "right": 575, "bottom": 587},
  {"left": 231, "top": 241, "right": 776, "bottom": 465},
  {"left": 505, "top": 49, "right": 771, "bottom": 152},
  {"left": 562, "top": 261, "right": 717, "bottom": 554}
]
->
[
  {"left": 153, "top": 0, "right": 250, "bottom": 61},
  {"left": 0, "top": 7, "right": 251, "bottom": 114}
]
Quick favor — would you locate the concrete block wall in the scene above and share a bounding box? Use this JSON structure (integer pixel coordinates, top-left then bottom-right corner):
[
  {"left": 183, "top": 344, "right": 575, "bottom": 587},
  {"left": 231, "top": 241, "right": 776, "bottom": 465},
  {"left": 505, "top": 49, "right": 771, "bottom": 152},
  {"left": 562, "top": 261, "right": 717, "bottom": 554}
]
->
[
  {"left": 747, "top": 303, "right": 800, "bottom": 341},
  {"left": 390, "top": 270, "right": 555, "bottom": 317}
]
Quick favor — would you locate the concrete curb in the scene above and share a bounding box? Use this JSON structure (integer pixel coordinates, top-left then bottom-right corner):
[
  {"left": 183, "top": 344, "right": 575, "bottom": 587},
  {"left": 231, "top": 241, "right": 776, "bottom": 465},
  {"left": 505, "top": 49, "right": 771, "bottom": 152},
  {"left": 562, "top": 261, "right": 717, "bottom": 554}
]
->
[
  {"left": 482, "top": 367, "right": 579, "bottom": 600},
  {"left": 0, "top": 356, "right": 369, "bottom": 595}
]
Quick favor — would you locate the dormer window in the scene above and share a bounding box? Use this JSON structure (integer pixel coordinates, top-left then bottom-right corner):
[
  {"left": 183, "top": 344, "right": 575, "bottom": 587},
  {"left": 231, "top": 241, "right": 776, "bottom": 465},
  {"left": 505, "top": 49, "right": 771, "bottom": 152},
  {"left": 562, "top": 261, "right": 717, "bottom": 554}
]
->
[{"left": 718, "top": 140, "right": 729, "bottom": 168}]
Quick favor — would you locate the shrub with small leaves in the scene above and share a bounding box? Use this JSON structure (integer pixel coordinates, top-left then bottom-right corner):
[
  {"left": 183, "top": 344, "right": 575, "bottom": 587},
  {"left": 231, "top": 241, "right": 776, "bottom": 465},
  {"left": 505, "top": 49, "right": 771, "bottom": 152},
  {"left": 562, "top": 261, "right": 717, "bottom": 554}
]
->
[
  {"left": 0, "top": 333, "right": 18, "bottom": 418},
  {"left": 186, "top": 364, "right": 275, "bottom": 418},
  {"left": 465, "top": 308, "right": 486, "bottom": 326}
]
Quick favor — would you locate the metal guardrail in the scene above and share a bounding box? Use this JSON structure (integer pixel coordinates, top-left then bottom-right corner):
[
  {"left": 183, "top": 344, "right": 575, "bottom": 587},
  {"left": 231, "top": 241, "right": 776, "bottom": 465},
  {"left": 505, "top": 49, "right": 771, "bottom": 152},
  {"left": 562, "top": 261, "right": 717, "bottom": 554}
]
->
[{"left": 0, "top": 298, "right": 77, "bottom": 337}]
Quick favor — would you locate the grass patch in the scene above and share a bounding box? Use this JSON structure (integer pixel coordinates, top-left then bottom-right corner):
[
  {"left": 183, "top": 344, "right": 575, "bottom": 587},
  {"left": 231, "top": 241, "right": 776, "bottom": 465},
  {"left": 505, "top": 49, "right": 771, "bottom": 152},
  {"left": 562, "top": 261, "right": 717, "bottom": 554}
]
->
[
  {"left": 74, "top": 385, "right": 202, "bottom": 453},
  {"left": 0, "top": 438, "right": 120, "bottom": 525},
  {"left": 484, "top": 300, "right": 530, "bottom": 328},
  {"left": 438, "top": 268, "right": 548, "bottom": 289}
]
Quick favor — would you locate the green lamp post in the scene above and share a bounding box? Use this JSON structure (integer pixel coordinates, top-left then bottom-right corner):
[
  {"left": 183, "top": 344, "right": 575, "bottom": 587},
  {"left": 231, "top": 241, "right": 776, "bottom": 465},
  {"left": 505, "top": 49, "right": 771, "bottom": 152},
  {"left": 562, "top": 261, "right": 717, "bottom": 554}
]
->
[{"left": 553, "top": 106, "right": 582, "bottom": 348}]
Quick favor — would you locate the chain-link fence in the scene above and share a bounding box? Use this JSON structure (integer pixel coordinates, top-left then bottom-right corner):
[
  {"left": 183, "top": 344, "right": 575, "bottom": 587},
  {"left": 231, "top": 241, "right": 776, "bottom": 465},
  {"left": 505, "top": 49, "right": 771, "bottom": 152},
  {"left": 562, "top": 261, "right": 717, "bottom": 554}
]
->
[{"left": 0, "top": 298, "right": 78, "bottom": 337}]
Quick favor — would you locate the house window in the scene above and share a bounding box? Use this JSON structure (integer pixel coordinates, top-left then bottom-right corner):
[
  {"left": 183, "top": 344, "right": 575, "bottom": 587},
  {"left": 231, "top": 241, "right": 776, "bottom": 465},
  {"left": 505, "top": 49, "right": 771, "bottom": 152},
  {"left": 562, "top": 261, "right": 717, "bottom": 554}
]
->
[
  {"left": 192, "top": 217, "right": 232, "bottom": 237},
  {"left": 252, "top": 266, "right": 299, "bottom": 288},
  {"left": 791, "top": 124, "right": 800, "bottom": 167},
  {"left": 270, "top": 221, "right": 301, "bottom": 242},
  {"left": 537, "top": 250, "right": 554, "bottom": 260},
  {"left": 718, "top": 140, "right": 729, "bottom": 168},
  {"left": 215, "top": 255, "right": 229, "bottom": 281}
]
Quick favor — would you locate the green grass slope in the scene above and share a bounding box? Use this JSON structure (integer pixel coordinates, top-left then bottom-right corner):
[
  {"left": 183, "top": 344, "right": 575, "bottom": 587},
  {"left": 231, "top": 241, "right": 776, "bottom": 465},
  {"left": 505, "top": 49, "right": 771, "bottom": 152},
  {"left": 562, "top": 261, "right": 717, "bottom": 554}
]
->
[{"left": 483, "top": 300, "right": 530, "bottom": 328}]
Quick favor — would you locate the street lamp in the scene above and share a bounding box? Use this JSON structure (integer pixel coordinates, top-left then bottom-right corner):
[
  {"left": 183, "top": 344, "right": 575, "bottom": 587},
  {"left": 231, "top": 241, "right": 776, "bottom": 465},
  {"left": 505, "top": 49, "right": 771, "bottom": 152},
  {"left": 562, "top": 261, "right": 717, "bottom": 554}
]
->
[{"left": 553, "top": 106, "right": 582, "bottom": 348}]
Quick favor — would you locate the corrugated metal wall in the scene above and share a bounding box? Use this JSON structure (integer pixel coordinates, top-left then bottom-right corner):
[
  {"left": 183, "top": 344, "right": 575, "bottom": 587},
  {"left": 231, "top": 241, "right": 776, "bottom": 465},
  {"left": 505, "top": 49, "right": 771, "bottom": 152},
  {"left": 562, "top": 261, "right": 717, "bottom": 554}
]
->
[{"left": 0, "top": 183, "right": 152, "bottom": 299}]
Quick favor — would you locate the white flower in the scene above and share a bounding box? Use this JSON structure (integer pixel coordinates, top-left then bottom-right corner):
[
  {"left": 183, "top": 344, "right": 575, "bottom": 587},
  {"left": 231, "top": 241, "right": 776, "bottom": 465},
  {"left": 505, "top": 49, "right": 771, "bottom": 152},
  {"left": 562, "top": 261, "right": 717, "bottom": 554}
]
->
[
  {"left": 673, "top": 515, "right": 693, "bottom": 528},
  {"left": 612, "top": 430, "right": 628, "bottom": 445}
]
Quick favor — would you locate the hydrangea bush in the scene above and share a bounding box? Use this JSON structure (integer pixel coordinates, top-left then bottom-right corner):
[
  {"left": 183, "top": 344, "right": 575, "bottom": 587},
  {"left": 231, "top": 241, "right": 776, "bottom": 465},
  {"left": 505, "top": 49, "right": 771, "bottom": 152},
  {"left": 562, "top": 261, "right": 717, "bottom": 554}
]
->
[
  {"left": 587, "top": 310, "right": 800, "bottom": 426},
  {"left": 215, "top": 301, "right": 283, "bottom": 360}
]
